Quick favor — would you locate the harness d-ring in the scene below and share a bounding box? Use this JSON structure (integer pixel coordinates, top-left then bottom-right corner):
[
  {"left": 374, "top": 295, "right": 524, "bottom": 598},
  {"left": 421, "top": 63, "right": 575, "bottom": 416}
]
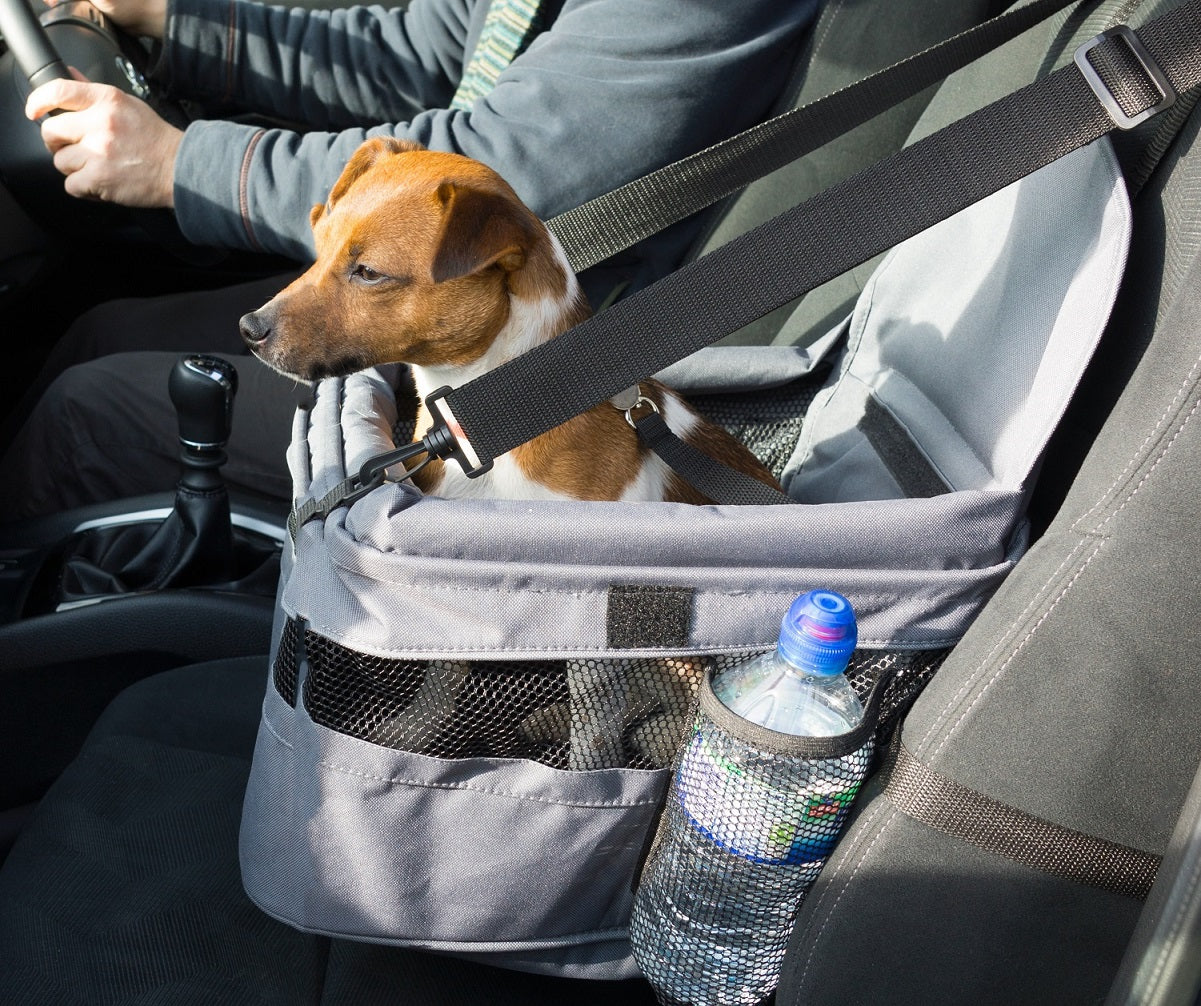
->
[{"left": 614, "top": 385, "right": 659, "bottom": 429}]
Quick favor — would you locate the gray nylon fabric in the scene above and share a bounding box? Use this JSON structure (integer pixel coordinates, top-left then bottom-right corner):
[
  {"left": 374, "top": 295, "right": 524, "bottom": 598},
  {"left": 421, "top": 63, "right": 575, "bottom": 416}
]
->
[
  {"left": 285, "top": 488, "right": 1024, "bottom": 658},
  {"left": 788, "top": 139, "right": 1130, "bottom": 502},
  {"left": 241, "top": 685, "right": 664, "bottom": 979},
  {"left": 237, "top": 0, "right": 1146, "bottom": 972},
  {"left": 243, "top": 126, "right": 1131, "bottom": 975}
]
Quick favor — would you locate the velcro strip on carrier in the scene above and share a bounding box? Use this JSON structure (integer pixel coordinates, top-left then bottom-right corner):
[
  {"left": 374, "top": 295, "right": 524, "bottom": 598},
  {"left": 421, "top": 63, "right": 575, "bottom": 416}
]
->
[
  {"left": 858, "top": 397, "right": 951, "bottom": 498},
  {"left": 883, "top": 737, "right": 1161, "bottom": 898},
  {"left": 606, "top": 585, "right": 694, "bottom": 649}
]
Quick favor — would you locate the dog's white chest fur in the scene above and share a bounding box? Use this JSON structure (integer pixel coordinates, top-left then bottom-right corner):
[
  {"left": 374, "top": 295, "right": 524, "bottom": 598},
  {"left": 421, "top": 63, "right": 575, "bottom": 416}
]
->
[
  {"left": 397, "top": 231, "right": 713, "bottom": 504},
  {"left": 431, "top": 455, "right": 577, "bottom": 502}
]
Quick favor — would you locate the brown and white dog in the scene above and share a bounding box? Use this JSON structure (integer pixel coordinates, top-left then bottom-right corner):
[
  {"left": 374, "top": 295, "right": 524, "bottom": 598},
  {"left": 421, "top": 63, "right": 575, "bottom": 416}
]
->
[{"left": 239, "top": 137, "right": 779, "bottom": 504}]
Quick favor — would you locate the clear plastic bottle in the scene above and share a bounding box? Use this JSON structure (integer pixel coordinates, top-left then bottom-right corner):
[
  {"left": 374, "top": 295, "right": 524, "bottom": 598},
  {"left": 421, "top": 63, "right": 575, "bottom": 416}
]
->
[{"left": 630, "top": 589, "right": 871, "bottom": 1006}]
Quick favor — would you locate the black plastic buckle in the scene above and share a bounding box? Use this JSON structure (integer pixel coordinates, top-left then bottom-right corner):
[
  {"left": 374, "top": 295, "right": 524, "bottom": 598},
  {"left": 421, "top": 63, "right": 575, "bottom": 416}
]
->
[
  {"left": 1075, "top": 25, "right": 1176, "bottom": 130},
  {"left": 290, "top": 385, "right": 494, "bottom": 537},
  {"left": 353, "top": 384, "right": 493, "bottom": 491},
  {"left": 287, "top": 438, "right": 428, "bottom": 538},
  {"left": 423, "top": 385, "right": 494, "bottom": 479},
  {"left": 353, "top": 439, "right": 432, "bottom": 501}
]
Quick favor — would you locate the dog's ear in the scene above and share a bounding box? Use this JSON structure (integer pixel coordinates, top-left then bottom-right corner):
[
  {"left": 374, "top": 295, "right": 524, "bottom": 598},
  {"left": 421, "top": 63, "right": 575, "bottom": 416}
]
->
[
  {"left": 431, "top": 181, "right": 535, "bottom": 283},
  {"left": 323, "top": 137, "right": 427, "bottom": 217}
]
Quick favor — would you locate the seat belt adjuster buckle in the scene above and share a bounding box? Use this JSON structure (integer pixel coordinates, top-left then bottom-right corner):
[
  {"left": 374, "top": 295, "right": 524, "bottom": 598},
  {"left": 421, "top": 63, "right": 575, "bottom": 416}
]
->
[
  {"left": 1075, "top": 25, "right": 1176, "bottom": 130},
  {"left": 423, "top": 386, "right": 494, "bottom": 479}
]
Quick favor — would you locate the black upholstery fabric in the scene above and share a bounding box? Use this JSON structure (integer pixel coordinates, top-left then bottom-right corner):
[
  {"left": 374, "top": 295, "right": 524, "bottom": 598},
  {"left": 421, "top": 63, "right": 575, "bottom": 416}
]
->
[{"left": 0, "top": 660, "right": 655, "bottom": 1004}]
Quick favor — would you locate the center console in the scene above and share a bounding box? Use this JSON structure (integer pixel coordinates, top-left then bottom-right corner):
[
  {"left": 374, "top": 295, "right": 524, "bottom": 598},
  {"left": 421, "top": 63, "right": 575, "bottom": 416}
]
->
[{"left": 0, "top": 355, "right": 287, "bottom": 818}]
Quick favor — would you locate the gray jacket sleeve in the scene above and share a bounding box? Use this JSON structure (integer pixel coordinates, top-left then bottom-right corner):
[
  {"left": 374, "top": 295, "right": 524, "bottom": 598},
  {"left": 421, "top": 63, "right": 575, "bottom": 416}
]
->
[{"left": 163, "top": 0, "right": 815, "bottom": 264}]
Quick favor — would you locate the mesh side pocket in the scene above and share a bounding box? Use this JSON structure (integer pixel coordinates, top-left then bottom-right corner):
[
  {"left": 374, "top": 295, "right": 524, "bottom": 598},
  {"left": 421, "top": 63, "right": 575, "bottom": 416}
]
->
[
  {"left": 846, "top": 648, "right": 946, "bottom": 738},
  {"left": 271, "top": 616, "right": 302, "bottom": 707},
  {"left": 270, "top": 619, "right": 945, "bottom": 772},
  {"left": 630, "top": 671, "right": 878, "bottom": 1006}
]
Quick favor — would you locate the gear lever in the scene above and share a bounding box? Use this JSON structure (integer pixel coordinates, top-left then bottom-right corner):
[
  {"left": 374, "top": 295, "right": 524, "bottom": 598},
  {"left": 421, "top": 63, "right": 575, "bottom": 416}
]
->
[
  {"left": 62, "top": 355, "right": 241, "bottom": 594},
  {"left": 56, "top": 354, "right": 282, "bottom": 606},
  {"left": 119, "top": 353, "right": 242, "bottom": 587},
  {"left": 169, "top": 354, "right": 239, "bottom": 492}
]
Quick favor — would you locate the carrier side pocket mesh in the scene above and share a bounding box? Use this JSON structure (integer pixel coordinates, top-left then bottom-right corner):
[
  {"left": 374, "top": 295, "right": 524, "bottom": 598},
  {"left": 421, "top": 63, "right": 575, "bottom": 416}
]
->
[
  {"left": 630, "top": 670, "right": 884, "bottom": 1006},
  {"left": 271, "top": 615, "right": 302, "bottom": 707},
  {"left": 270, "top": 618, "right": 945, "bottom": 772}
]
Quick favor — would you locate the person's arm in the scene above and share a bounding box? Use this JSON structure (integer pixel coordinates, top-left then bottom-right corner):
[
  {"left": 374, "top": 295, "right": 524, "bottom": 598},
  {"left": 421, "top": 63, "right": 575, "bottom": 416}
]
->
[
  {"left": 22, "top": 0, "right": 471, "bottom": 212},
  {"left": 176, "top": 0, "right": 815, "bottom": 262},
  {"left": 155, "top": 0, "right": 471, "bottom": 129}
]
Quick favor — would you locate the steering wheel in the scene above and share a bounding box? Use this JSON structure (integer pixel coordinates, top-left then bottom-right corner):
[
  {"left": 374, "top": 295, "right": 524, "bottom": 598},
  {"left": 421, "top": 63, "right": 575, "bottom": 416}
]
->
[
  {"left": 0, "top": 0, "right": 68, "bottom": 89},
  {"left": 0, "top": 0, "right": 194, "bottom": 246}
]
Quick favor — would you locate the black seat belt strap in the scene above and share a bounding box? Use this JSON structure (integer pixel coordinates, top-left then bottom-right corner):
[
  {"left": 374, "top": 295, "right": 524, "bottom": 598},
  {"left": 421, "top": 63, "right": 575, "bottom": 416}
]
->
[
  {"left": 546, "top": 0, "right": 1087, "bottom": 504},
  {"left": 290, "top": 4, "right": 1201, "bottom": 529},
  {"left": 547, "top": 0, "right": 1086, "bottom": 272},
  {"left": 438, "top": 4, "right": 1199, "bottom": 472}
]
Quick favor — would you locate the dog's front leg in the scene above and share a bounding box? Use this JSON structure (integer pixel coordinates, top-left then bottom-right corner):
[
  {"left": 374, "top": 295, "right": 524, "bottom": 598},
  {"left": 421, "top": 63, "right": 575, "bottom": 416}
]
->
[
  {"left": 565, "top": 657, "right": 630, "bottom": 771},
  {"left": 364, "top": 658, "right": 471, "bottom": 752}
]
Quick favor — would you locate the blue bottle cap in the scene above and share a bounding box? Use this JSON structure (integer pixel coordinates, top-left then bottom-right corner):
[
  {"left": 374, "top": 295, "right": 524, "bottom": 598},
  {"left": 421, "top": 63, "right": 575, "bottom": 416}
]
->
[{"left": 777, "top": 589, "right": 858, "bottom": 676}]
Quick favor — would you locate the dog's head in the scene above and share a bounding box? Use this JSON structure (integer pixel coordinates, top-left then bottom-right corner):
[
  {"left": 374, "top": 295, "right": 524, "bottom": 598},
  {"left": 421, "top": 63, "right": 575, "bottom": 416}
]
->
[{"left": 240, "top": 138, "right": 583, "bottom": 381}]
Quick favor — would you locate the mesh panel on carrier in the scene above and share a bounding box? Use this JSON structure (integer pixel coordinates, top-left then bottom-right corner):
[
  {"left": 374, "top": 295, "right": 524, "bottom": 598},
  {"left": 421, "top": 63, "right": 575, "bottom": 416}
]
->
[{"left": 272, "top": 619, "right": 945, "bottom": 772}]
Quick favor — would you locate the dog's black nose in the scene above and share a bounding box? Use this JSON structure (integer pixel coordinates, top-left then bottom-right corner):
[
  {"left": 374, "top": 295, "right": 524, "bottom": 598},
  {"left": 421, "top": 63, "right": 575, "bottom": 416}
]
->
[{"left": 239, "top": 310, "right": 271, "bottom": 346}]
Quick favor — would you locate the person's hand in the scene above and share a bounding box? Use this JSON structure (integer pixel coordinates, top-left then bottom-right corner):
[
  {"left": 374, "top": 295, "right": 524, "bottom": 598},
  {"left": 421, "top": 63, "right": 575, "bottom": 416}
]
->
[
  {"left": 47, "top": 0, "right": 167, "bottom": 38},
  {"left": 26, "top": 74, "right": 182, "bottom": 208}
]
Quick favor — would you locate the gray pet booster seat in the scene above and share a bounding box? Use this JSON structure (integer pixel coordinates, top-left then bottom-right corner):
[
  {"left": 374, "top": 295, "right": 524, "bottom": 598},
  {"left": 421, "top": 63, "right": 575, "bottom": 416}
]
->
[{"left": 238, "top": 138, "right": 1130, "bottom": 980}]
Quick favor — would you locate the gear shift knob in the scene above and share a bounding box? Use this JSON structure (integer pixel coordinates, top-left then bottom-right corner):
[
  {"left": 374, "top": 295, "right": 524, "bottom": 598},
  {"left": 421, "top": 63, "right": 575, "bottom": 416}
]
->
[{"left": 168, "top": 355, "right": 238, "bottom": 451}]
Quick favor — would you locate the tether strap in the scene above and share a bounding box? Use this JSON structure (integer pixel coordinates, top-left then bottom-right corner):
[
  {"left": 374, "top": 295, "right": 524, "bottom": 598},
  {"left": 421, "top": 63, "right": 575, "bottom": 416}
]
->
[
  {"left": 288, "top": 477, "right": 358, "bottom": 539},
  {"left": 547, "top": 0, "right": 1083, "bottom": 272},
  {"left": 445, "top": 1, "right": 1201, "bottom": 469},
  {"left": 632, "top": 412, "right": 793, "bottom": 505},
  {"left": 883, "top": 737, "right": 1161, "bottom": 898}
]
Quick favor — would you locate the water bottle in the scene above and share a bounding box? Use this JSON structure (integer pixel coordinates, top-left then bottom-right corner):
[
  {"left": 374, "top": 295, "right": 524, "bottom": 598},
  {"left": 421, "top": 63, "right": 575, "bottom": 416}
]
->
[{"left": 629, "top": 589, "right": 872, "bottom": 1006}]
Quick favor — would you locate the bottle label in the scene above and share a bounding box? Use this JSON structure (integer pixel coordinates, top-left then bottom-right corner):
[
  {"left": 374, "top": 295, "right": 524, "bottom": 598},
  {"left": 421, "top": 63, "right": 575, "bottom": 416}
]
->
[{"left": 676, "top": 726, "right": 866, "bottom": 865}]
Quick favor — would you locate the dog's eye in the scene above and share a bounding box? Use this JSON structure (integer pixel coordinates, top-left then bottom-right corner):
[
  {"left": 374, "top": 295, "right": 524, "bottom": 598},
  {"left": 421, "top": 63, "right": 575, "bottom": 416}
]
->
[{"left": 351, "top": 263, "right": 386, "bottom": 285}]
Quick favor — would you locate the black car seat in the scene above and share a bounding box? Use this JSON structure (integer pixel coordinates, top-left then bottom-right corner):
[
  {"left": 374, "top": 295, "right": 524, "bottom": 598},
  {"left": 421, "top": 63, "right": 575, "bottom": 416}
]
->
[
  {"left": 779, "top": 124, "right": 1201, "bottom": 1002},
  {"left": 687, "top": 0, "right": 1009, "bottom": 347},
  {"left": 8, "top": 0, "right": 1196, "bottom": 1002},
  {"left": 773, "top": 1, "right": 1201, "bottom": 1003}
]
